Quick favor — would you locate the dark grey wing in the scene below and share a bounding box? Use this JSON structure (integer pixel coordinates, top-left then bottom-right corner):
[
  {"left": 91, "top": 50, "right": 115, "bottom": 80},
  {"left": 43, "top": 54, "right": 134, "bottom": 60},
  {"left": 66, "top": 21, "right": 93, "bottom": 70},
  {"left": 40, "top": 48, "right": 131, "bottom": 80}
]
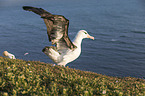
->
[{"left": 23, "top": 6, "right": 77, "bottom": 51}]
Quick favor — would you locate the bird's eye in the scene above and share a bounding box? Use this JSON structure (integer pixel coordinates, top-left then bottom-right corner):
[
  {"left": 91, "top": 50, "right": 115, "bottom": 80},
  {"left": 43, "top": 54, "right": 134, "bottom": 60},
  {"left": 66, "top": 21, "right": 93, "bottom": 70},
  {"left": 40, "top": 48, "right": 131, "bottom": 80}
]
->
[{"left": 84, "top": 32, "right": 87, "bottom": 34}]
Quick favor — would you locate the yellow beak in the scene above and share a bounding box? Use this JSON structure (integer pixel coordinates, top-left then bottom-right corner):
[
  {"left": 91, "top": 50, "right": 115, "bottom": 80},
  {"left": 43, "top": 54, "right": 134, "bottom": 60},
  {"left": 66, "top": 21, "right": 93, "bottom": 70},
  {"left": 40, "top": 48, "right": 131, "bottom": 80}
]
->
[{"left": 87, "top": 34, "right": 94, "bottom": 40}]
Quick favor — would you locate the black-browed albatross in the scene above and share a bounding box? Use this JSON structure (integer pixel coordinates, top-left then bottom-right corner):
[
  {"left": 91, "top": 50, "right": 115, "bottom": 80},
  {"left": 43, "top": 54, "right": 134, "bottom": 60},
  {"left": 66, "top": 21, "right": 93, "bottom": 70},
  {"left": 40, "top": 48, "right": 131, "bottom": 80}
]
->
[{"left": 23, "top": 6, "right": 94, "bottom": 66}]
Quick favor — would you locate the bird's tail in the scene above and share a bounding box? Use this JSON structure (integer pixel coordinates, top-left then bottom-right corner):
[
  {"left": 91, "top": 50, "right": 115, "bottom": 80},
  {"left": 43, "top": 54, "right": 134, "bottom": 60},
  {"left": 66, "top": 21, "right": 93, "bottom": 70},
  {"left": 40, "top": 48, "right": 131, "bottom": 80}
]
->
[
  {"left": 23, "top": 6, "right": 52, "bottom": 17},
  {"left": 42, "top": 46, "right": 60, "bottom": 63}
]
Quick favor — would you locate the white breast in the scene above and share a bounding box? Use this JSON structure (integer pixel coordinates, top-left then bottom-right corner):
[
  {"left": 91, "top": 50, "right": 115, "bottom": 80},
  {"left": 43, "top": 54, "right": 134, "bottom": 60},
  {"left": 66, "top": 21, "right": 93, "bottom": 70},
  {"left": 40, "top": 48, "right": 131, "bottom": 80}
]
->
[{"left": 58, "top": 47, "right": 81, "bottom": 66}]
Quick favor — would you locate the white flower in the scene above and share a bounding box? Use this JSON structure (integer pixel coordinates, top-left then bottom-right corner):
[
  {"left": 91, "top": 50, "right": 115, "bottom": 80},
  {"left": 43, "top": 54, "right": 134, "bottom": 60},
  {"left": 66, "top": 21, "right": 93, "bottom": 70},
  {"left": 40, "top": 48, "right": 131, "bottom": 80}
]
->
[
  {"left": 29, "top": 71, "right": 32, "bottom": 73},
  {"left": 7, "top": 67, "right": 10, "bottom": 69},
  {"left": 102, "top": 90, "right": 106, "bottom": 94},
  {"left": 28, "top": 63, "right": 30, "bottom": 65}
]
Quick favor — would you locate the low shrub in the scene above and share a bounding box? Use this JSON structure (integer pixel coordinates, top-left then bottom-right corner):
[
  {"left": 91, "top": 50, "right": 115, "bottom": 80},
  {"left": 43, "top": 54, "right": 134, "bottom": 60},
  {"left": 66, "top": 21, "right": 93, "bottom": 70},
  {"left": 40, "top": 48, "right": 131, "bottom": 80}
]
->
[{"left": 0, "top": 56, "right": 145, "bottom": 95}]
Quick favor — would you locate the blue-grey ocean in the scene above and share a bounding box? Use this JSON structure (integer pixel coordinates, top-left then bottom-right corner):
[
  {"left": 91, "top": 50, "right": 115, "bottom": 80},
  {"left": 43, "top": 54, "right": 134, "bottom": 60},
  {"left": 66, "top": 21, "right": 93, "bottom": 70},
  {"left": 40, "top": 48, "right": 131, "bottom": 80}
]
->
[{"left": 1, "top": 0, "right": 145, "bottom": 78}]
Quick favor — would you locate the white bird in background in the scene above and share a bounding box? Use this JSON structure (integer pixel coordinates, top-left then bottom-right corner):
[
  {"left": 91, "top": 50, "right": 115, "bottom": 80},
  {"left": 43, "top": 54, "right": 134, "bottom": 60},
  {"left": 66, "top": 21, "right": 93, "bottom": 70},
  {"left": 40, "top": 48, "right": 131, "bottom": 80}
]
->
[
  {"left": 3, "top": 51, "right": 16, "bottom": 59},
  {"left": 24, "top": 52, "right": 29, "bottom": 56},
  {"left": 23, "top": 6, "right": 94, "bottom": 66}
]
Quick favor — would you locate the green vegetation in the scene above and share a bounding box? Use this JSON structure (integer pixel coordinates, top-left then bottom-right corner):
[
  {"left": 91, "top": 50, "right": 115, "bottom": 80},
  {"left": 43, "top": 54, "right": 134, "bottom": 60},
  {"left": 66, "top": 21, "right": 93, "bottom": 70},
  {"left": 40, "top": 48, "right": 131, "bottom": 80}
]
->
[{"left": 0, "top": 56, "right": 145, "bottom": 95}]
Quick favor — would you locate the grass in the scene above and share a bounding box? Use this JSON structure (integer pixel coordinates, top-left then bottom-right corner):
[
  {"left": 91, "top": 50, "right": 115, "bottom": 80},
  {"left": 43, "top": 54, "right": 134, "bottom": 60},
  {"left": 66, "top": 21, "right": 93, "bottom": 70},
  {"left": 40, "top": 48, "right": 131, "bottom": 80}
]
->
[{"left": 0, "top": 56, "right": 145, "bottom": 95}]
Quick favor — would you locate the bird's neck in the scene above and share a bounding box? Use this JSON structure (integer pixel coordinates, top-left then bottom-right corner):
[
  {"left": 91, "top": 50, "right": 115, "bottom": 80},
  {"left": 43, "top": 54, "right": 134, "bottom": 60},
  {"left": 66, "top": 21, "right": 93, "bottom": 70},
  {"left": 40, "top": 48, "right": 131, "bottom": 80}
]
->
[{"left": 73, "top": 33, "right": 83, "bottom": 47}]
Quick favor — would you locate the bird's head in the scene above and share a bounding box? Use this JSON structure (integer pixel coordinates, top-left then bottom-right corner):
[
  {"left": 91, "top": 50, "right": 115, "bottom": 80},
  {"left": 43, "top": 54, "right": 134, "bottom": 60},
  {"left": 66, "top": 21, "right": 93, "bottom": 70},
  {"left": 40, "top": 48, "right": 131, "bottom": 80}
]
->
[
  {"left": 3, "top": 51, "right": 8, "bottom": 56},
  {"left": 78, "top": 30, "right": 94, "bottom": 40}
]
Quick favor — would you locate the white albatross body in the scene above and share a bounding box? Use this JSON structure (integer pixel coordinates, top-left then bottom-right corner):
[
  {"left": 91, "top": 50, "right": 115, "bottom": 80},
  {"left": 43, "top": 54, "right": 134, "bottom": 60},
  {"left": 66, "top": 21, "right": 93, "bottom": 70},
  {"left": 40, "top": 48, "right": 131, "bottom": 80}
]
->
[
  {"left": 23, "top": 6, "right": 94, "bottom": 66},
  {"left": 45, "top": 30, "right": 94, "bottom": 66},
  {"left": 3, "top": 51, "right": 16, "bottom": 59}
]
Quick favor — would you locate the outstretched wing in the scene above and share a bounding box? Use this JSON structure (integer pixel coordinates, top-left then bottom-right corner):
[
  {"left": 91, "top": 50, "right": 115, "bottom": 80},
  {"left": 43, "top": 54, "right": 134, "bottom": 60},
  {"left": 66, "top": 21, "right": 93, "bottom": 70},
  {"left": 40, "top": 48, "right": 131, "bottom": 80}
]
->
[{"left": 23, "top": 6, "right": 77, "bottom": 50}]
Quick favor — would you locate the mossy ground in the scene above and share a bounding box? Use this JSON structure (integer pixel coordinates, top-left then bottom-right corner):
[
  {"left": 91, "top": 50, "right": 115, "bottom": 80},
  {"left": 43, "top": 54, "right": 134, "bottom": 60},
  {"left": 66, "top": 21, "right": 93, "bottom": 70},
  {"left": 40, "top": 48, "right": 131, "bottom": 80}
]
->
[{"left": 0, "top": 56, "right": 145, "bottom": 95}]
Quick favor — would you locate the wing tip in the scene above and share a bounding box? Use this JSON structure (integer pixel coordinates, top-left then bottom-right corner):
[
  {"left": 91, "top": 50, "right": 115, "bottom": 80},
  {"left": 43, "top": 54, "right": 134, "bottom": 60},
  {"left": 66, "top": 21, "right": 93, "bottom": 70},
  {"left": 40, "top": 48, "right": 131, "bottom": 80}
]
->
[{"left": 22, "top": 6, "right": 33, "bottom": 11}]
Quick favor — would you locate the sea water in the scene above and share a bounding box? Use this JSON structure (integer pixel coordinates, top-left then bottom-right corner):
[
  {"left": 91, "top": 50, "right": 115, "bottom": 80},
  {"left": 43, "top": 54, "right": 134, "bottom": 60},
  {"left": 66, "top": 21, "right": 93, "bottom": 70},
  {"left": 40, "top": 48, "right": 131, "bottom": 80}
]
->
[{"left": 0, "top": 0, "right": 145, "bottom": 78}]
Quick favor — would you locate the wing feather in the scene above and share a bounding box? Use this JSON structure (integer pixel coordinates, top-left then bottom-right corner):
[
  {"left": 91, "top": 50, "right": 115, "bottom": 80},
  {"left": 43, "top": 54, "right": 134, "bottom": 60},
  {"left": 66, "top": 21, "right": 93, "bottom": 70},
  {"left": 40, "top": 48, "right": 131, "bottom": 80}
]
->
[{"left": 23, "top": 6, "right": 76, "bottom": 51}]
